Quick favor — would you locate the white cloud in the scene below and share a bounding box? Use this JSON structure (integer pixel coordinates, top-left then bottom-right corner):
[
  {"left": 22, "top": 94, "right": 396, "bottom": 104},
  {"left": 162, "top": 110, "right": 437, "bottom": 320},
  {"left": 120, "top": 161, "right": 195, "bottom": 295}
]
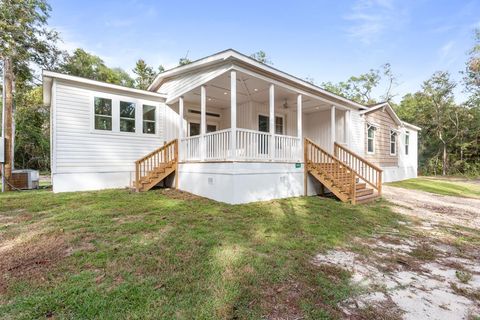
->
[{"left": 344, "top": 0, "right": 407, "bottom": 45}]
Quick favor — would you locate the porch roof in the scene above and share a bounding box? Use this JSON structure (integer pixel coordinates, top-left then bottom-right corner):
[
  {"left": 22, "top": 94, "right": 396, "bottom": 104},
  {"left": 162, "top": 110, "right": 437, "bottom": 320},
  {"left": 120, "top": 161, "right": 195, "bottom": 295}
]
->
[{"left": 148, "top": 49, "right": 369, "bottom": 111}]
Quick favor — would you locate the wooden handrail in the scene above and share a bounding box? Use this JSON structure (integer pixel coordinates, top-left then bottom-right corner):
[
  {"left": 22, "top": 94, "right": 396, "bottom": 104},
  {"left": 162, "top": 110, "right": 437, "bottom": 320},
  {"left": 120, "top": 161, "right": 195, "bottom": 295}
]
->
[
  {"left": 334, "top": 142, "right": 382, "bottom": 194},
  {"left": 135, "top": 139, "right": 177, "bottom": 164},
  {"left": 135, "top": 139, "right": 178, "bottom": 191},
  {"left": 305, "top": 138, "right": 357, "bottom": 199}
]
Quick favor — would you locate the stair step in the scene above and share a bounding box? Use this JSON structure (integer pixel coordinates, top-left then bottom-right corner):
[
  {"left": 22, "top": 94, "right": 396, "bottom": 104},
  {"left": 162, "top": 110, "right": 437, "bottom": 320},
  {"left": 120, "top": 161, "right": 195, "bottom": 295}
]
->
[
  {"left": 355, "top": 193, "right": 380, "bottom": 204},
  {"left": 356, "top": 188, "right": 373, "bottom": 197},
  {"left": 356, "top": 183, "right": 366, "bottom": 190}
]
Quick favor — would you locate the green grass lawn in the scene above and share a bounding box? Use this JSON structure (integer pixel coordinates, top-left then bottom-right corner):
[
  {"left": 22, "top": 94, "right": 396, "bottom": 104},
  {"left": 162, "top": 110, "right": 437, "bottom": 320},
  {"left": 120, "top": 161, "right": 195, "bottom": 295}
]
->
[
  {"left": 387, "top": 177, "right": 480, "bottom": 199},
  {"left": 0, "top": 188, "right": 403, "bottom": 319}
]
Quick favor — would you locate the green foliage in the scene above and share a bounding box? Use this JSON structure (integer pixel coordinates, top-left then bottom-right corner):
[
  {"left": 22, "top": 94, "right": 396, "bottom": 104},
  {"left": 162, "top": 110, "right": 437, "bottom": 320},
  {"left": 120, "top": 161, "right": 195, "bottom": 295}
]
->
[
  {"left": 178, "top": 57, "right": 192, "bottom": 66},
  {"left": 396, "top": 71, "right": 479, "bottom": 176},
  {"left": 321, "top": 63, "right": 396, "bottom": 104},
  {"left": 14, "top": 86, "right": 50, "bottom": 171},
  {"left": 0, "top": 188, "right": 402, "bottom": 319},
  {"left": 463, "top": 28, "right": 480, "bottom": 107},
  {"left": 250, "top": 50, "right": 272, "bottom": 65},
  {"left": 387, "top": 177, "right": 480, "bottom": 199},
  {"left": 132, "top": 59, "right": 164, "bottom": 90},
  {"left": 0, "top": 0, "right": 63, "bottom": 76},
  {"left": 60, "top": 48, "right": 134, "bottom": 87}
]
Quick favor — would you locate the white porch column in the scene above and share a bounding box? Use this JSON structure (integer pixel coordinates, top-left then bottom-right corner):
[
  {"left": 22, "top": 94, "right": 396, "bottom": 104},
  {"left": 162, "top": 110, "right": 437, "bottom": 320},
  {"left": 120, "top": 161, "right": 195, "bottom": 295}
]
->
[
  {"left": 179, "top": 97, "right": 184, "bottom": 139},
  {"left": 344, "top": 110, "right": 350, "bottom": 146},
  {"left": 269, "top": 84, "right": 275, "bottom": 160},
  {"left": 230, "top": 71, "right": 237, "bottom": 160},
  {"left": 297, "top": 94, "right": 302, "bottom": 139},
  {"left": 200, "top": 85, "right": 206, "bottom": 161},
  {"left": 297, "top": 94, "right": 302, "bottom": 161},
  {"left": 331, "top": 105, "right": 336, "bottom": 152}
]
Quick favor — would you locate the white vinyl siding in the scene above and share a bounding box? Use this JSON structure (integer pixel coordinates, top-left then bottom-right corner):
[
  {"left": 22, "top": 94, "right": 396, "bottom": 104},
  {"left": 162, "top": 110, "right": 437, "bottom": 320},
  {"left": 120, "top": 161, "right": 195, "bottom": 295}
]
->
[{"left": 53, "top": 80, "right": 166, "bottom": 175}]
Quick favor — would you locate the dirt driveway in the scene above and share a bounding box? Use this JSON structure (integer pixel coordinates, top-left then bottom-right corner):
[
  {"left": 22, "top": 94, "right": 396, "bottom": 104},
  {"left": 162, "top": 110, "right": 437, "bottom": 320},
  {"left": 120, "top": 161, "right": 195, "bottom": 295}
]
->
[{"left": 314, "top": 185, "right": 480, "bottom": 320}]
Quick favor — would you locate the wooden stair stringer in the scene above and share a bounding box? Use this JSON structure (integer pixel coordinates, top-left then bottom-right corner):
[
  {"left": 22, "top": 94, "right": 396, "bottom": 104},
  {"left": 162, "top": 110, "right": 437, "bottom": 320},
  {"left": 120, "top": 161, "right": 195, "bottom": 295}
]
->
[
  {"left": 139, "top": 164, "right": 176, "bottom": 192},
  {"left": 307, "top": 166, "right": 351, "bottom": 203}
]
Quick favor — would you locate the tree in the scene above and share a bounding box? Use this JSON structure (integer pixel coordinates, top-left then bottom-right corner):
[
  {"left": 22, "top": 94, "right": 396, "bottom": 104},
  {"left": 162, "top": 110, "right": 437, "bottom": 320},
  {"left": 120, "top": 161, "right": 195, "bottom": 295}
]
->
[
  {"left": 250, "top": 51, "right": 272, "bottom": 65},
  {"left": 0, "top": 0, "right": 61, "bottom": 190},
  {"left": 132, "top": 59, "right": 158, "bottom": 90},
  {"left": 61, "top": 48, "right": 134, "bottom": 87},
  {"left": 14, "top": 86, "right": 49, "bottom": 170},
  {"left": 179, "top": 57, "right": 192, "bottom": 66},
  {"left": 463, "top": 28, "right": 480, "bottom": 107},
  {"left": 321, "top": 64, "right": 397, "bottom": 104}
]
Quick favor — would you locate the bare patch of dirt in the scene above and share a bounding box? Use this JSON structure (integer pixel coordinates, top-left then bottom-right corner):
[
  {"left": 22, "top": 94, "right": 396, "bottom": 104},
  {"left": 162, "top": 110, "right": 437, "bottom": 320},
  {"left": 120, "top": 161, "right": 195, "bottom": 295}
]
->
[
  {"left": 0, "top": 233, "right": 71, "bottom": 293},
  {"left": 157, "top": 188, "right": 204, "bottom": 201},
  {"left": 312, "top": 185, "right": 480, "bottom": 320},
  {"left": 382, "top": 185, "right": 480, "bottom": 229},
  {"left": 261, "top": 280, "right": 305, "bottom": 320}
]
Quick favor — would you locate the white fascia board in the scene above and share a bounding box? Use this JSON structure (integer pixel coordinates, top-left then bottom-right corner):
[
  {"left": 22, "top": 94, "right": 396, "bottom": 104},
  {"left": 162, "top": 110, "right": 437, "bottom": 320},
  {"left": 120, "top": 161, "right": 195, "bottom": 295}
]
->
[
  {"left": 149, "top": 49, "right": 369, "bottom": 111},
  {"left": 42, "top": 70, "right": 167, "bottom": 100},
  {"left": 402, "top": 121, "right": 421, "bottom": 131}
]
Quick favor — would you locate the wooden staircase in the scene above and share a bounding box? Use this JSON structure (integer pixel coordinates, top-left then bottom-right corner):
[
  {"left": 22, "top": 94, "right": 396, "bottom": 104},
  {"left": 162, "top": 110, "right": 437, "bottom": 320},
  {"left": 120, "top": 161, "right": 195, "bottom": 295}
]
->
[
  {"left": 304, "top": 139, "right": 382, "bottom": 204},
  {"left": 134, "top": 139, "right": 178, "bottom": 192}
]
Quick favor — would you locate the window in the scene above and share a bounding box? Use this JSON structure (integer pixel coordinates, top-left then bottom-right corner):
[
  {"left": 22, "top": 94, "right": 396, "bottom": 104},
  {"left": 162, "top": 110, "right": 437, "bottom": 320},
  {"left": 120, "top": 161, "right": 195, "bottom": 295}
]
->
[
  {"left": 188, "top": 123, "right": 216, "bottom": 136},
  {"left": 367, "top": 124, "right": 376, "bottom": 154},
  {"left": 94, "top": 97, "right": 112, "bottom": 130},
  {"left": 119, "top": 101, "right": 136, "bottom": 132},
  {"left": 143, "top": 105, "right": 156, "bottom": 134},
  {"left": 390, "top": 130, "right": 397, "bottom": 155},
  {"left": 405, "top": 131, "right": 410, "bottom": 155},
  {"left": 275, "top": 116, "right": 284, "bottom": 134},
  {"left": 258, "top": 115, "right": 284, "bottom": 134}
]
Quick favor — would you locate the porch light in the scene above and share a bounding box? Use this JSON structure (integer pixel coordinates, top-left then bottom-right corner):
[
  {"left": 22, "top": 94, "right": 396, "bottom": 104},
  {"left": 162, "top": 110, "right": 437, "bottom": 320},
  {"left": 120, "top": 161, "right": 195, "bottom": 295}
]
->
[{"left": 224, "top": 92, "right": 228, "bottom": 95}]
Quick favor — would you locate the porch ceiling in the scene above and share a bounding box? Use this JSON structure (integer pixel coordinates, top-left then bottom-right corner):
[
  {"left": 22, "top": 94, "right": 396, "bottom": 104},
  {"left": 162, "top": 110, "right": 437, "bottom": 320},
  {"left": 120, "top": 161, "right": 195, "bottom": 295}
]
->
[{"left": 181, "top": 70, "right": 332, "bottom": 112}]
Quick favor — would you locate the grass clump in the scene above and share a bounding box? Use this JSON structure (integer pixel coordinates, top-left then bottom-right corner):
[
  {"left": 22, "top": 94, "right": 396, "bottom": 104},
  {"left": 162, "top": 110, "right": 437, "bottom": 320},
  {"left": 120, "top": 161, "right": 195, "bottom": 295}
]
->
[
  {"left": 0, "top": 188, "right": 402, "bottom": 319},
  {"left": 387, "top": 177, "right": 480, "bottom": 198}
]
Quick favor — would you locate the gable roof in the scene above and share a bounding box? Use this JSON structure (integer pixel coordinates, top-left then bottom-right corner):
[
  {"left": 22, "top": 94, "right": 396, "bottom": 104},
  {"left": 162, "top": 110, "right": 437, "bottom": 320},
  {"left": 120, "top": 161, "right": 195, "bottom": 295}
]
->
[
  {"left": 42, "top": 70, "right": 166, "bottom": 106},
  {"left": 148, "top": 49, "right": 369, "bottom": 110},
  {"left": 360, "top": 102, "right": 403, "bottom": 127}
]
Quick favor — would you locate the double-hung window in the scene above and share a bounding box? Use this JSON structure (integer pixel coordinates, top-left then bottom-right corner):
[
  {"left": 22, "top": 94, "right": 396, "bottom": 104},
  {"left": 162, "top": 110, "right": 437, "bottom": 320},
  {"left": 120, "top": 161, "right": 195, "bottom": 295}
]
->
[
  {"left": 390, "top": 130, "right": 397, "bottom": 155},
  {"left": 367, "top": 124, "right": 376, "bottom": 154},
  {"left": 120, "top": 101, "right": 136, "bottom": 132},
  {"left": 405, "top": 131, "right": 410, "bottom": 155},
  {"left": 143, "top": 105, "right": 156, "bottom": 134},
  {"left": 94, "top": 97, "right": 113, "bottom": 131}
]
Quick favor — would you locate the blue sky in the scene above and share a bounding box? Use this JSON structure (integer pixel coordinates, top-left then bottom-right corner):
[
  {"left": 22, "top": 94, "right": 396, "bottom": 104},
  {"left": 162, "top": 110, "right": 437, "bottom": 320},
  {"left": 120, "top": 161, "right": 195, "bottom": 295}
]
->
[{"left": 49, "top": 0, "right": 480, "bottom": 102}]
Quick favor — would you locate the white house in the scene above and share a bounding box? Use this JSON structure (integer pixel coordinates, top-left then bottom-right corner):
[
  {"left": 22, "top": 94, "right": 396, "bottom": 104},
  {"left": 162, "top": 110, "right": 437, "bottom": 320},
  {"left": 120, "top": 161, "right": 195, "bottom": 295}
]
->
[{"left": 43, "top": 49, "right": 420, "bottom": 204}]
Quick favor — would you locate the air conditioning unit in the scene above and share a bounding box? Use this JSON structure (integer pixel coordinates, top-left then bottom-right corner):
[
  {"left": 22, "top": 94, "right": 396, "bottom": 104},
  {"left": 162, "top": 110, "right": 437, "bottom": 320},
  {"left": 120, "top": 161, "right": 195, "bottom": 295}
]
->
[{"left": 11, "top": 169, "right": 40, "bottom": 190}]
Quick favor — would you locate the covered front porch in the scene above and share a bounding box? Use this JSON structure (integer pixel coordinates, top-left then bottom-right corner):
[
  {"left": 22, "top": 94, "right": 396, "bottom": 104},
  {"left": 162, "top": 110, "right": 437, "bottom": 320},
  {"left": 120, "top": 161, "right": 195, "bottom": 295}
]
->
[{"left": 169, "top": 68, "right": 352, "bottom": 163}]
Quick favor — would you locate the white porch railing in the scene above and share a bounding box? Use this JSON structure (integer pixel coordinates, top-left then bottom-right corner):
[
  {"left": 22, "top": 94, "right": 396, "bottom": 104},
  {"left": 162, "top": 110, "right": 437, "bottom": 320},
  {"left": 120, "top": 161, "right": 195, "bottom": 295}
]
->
[
  {"left": 274, "top": 134, "right": 301, "bottom": 161},
  {"left": 180, "top": 128, "right": 301, "bottom": 162},
  {"left": 236, "top": 128, "right": 271, "bottom": 160},
  {"left": 180, "top": 135, "right": 201, "bottom": 161},
  {"left": 205, "top": 129, "right": 231, "bottom": 161}
]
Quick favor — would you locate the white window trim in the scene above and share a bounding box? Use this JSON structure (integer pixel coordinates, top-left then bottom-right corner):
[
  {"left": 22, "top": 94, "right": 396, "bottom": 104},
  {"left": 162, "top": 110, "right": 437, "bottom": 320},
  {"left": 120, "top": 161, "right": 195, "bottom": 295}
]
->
[
  {"left": 187, "top": 121, "right": 218, "bottom": 136},
  {"left": 93, "top": 96, "right": 114, "bottom": 132},
  {"left": 89, "top": 92, "right": 160, "bottom": 137},
  {"left": 119, "top": 100, "right": 136, "bottom": 133},
  {"left": 366, "top": 124, "right": 376, "bottom": 154},
  {"left": 142, "top": 104, "right": 157, "bottom": 135},
  {"left": 258, "top": 113, "right": 285, "bottom": 135},
  {"left": 390, "top": 130, "right": 397, "bottom": 156}
]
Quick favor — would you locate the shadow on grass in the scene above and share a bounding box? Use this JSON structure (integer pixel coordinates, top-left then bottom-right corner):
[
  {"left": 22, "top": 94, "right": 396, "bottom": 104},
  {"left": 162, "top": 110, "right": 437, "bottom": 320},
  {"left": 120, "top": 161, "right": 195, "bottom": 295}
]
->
[{"left": 0, "top": 189, "right": 402, "bottom": 319}]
